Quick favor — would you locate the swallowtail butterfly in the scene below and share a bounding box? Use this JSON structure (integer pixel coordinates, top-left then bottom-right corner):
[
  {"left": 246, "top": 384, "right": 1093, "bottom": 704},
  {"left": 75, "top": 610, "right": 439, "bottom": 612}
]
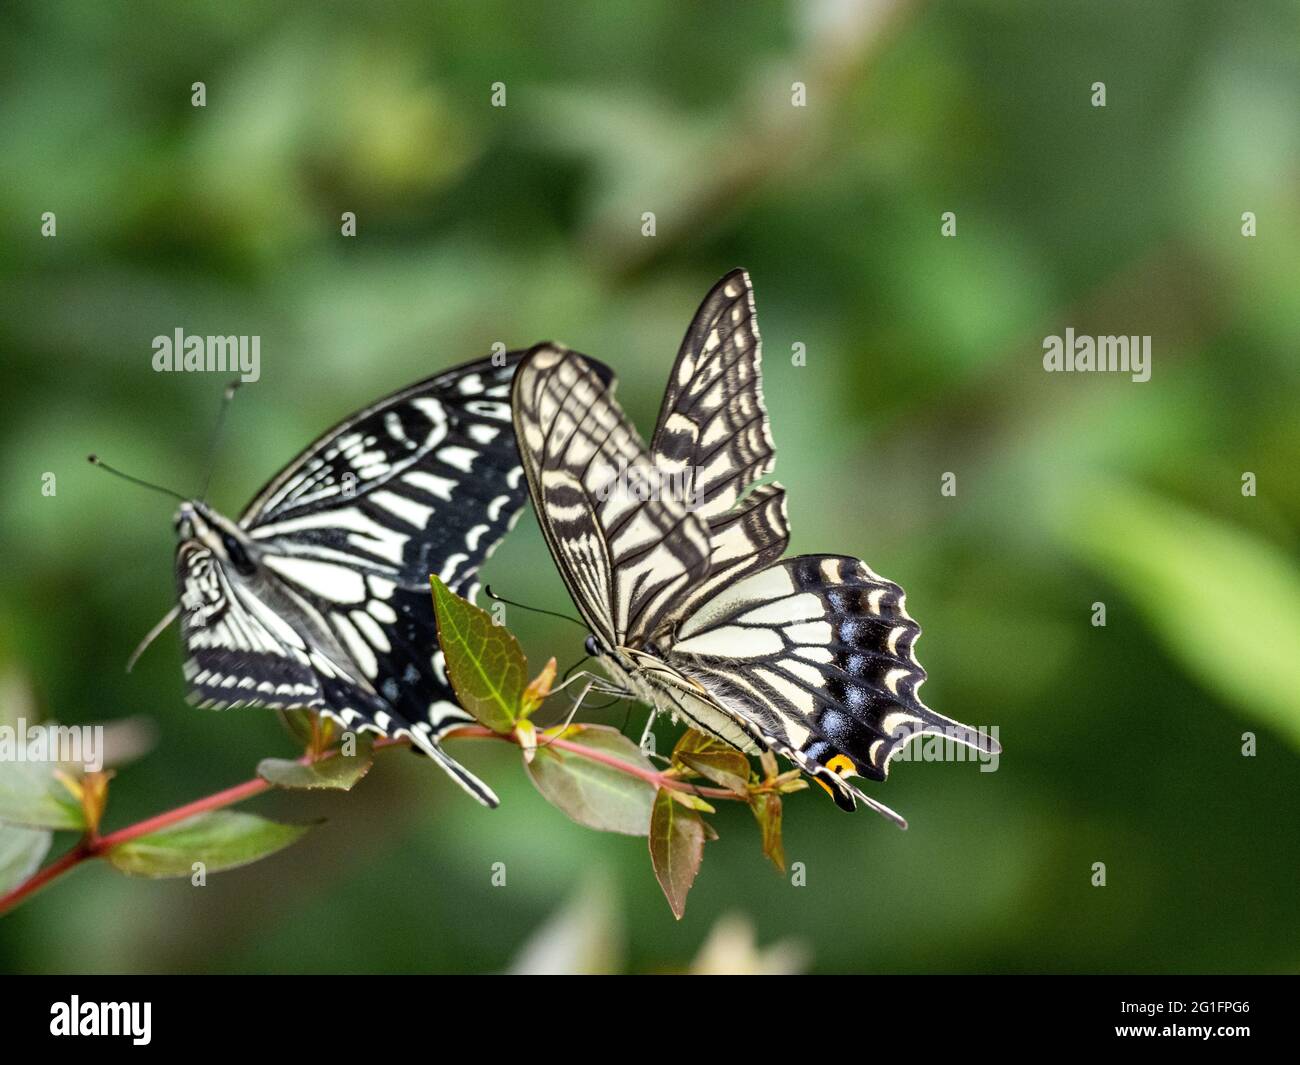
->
[
  {"left": 511, "top": 271, "right": 999, "bottom": 827},
  {"left": 161, "top": 354, "right": 528, "bottom": 807}
]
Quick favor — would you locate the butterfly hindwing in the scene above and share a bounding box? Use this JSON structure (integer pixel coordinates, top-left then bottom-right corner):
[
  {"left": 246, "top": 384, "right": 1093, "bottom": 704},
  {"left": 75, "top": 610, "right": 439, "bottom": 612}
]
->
[
  {"left": 178, "top": 542, "right": 324, "bottom": 710},
  {"left": 668, "top": 555, "right": 994, "bottom": 817}
]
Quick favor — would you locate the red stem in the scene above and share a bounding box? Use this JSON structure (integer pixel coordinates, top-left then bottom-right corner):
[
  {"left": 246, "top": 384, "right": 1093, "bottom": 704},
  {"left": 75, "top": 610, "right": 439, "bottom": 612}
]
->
[
  {"left": 0, "top": 845, "right": 88, "bottom": 913},
  {"left": 0, "top": 724, "right": 735, "bottom": 916}
]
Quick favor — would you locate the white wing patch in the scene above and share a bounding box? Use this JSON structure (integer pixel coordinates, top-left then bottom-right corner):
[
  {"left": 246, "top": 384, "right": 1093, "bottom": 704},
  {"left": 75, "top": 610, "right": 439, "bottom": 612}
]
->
[{"left": 263, "top": 555, "right": 367, "bottom": 603}]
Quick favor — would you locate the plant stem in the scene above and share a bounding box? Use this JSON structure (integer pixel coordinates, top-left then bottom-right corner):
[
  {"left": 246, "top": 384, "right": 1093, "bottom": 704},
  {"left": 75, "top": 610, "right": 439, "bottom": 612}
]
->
[
  {"left": 0, "top": 844, "right": 89, "bottom": 914},
  {"left": 0, "top": 739, "right": 392, "bottom": 916},
  {"left": 0, "top": 723, "right": 737, "bottom": 916},
  {"left": 542, "top": 734, "right": 739, "bottom": 800}
]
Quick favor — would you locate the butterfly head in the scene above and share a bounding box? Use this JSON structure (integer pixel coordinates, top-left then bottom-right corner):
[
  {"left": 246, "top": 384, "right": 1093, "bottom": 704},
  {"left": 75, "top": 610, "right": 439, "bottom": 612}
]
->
[
  {"left": 174, "top": 500, "right": 257, "bottom": 576},
  {"left": 583, "top": 633, "right": 648, "bottom": 671}
]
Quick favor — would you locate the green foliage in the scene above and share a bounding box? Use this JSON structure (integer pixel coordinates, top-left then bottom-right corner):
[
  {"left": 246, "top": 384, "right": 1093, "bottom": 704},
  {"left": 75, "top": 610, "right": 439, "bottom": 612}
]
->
[
  {"left": 430, "top": 575, "right": 527, "bottom": 733},
  {"left": 105, "top": 811, "right": 311, "bottom": 879},
  {"left": 426, "top": 582, "right": 793, "bottom": 915},
  {"left": 0, "top": 759, "right": 85, "bottom": 832},
  {"left": 671, "top": 731, "right": 750, "bottom": 796},
  {"left": 649, "top": 788, "right": 707, "bottom": 920},
  {"left": 749, "top": 793, "right": 785, "bottom": 874},
  {"left": 1057, "top": 481, "right": 1300, "bottom": 749},
  {"left": 525, "top": 725, "right": 657, "bottom": 836},
  {"left": 258, "top": 742, "right": 374, "bottom": 791},
  {"left": 0, "top": 824, "right": 52, "bottom": 894}
]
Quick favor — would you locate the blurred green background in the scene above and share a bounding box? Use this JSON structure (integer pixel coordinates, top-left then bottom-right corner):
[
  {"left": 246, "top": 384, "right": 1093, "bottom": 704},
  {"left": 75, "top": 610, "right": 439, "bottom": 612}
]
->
[{"left": 2, "top": 0, "right": 1298, "bottom": 973}]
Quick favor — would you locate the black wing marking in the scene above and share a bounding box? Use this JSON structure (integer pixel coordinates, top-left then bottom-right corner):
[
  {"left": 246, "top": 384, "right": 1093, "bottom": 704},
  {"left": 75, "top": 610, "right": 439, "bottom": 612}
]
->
[
  {"left": 242, "top": 352, "right": 527, "bottom": 596},
  {"left": 667, "top": 555, "right": 999, "bottom": 819},
  {"left": 648, "top": 269, "right": 789, "bottom": 614},
  {"left": 512, "top": 343, "right": 713, "bottom": 647},
  {"left": 176, "top": 354, "right": 532, "bottom": 807}
]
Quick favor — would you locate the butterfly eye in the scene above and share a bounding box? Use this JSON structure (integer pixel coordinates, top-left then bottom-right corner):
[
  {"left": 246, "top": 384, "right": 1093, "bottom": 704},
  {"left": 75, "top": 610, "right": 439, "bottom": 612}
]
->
[
  {"left": 584, "top": 634, "right": 603, "bottom": 657},
  {"left": 221, "top": 533, "right": 255, "bottom": 575}
]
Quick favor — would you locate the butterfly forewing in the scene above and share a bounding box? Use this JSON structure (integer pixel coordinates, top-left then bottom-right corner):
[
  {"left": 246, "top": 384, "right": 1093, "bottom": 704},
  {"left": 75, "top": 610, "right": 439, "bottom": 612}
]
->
[
  {"left": 512, "top": 344, "right": 713, "bottom": 646},
  {"left": 242, "top": 356, "right": 523, "bottom": 592},
  {"left": 650, "top": 269, "right": 778, "bottom": 525},
  {"left": 648, "top": 269, "right": 791, "bottom": 617}
]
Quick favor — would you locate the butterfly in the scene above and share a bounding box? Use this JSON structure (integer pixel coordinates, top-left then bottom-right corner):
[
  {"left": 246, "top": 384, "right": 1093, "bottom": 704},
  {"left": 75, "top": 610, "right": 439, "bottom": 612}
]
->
[
  {"left": 155, "top": 354, "right": 528, "bottom": 807},
  {"left": 511, "top": 270, "right": 999, "bottom": 827}
]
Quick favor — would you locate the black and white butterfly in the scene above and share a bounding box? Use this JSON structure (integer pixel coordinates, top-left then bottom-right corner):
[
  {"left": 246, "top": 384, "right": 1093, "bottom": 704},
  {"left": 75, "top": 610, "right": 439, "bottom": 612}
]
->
[
  {"left": 151, "top": 354, "right": 528, "bottom": 807},
  {"left": 511, "top": 270, "right": 999, "bottom": 827}
]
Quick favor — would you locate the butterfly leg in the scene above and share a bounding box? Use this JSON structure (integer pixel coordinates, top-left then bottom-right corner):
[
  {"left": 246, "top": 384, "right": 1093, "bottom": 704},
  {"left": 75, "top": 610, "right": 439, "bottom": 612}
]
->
[
  {"left": 547, "top": 677, "right": 594, "bottom": 733},
  {"left": 637, "top": 703, "right": 661, "bottom": 754}
]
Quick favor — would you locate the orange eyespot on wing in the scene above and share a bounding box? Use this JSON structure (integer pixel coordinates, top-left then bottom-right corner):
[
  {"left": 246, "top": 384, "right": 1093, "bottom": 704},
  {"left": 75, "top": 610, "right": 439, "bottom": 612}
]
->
[
  {"left": 826, "top": 754, "right": 856, "bottom": 776},
  {"left": 814, "top": 754, "right": 857, "bottom": 801}
]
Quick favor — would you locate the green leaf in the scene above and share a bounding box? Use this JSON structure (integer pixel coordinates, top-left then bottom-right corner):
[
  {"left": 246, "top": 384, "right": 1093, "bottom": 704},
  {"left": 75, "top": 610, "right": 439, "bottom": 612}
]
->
[
  {"left": 672, "top": 729, "right": 751, "bottom": 795},
  {"left": 257, "top": 746, "right": 373, "bottom": 791},
  {"left": 1054, "top": 481, "right": 1300, "bottom": 749},
  {"left": 0, "top": 759, "right": 85, "bottom": 831},
  {"left": 0, "top": 822, "right": 52, "bottom": 895},
  {"left": 665, "top": 787, "right": 716, "bottom": 814},
  {"left": 105, "top": 810, "right": 310, "bottom": 878},
  {"left": 276, "top": 708, "right": 318, "bottom": 748},
  {"left": 649, "top": 787, "right": 706, "bottom": 919},
  {"left": 749, "top": 792, "right": 786, "bottom": 873},
  {"left": 430, "top": 575, "right": 526, "bottom": 733},
  {"left": 526, "top": 725, "right": 656, "bottom": 835}
]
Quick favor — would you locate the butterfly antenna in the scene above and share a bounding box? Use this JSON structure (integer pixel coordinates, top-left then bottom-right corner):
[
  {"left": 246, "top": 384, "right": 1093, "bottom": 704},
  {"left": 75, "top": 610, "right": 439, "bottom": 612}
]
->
[
  {"left": 483, "top": 586, "right": 588, "bottom": 631},
  {"left": 125, "top": 605, "right": 181, "bottom": 673},
  {"left": 199, "top": 379, "right": 242, "bottom": 502},
  {"left": 87, "top": 455, "right": 187, "bottom": 502}
]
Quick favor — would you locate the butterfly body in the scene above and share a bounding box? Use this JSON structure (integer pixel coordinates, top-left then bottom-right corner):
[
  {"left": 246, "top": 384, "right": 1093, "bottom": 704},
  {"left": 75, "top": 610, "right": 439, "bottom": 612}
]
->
[
  {"left": 598, "top": 644, "right": 763, "bottom": 754},
  {"left": 167, "top": 354, "right": 531, "bottom": 807},
  {"left": 513, "top": 271, "right": 1000, "bottom": 826}
]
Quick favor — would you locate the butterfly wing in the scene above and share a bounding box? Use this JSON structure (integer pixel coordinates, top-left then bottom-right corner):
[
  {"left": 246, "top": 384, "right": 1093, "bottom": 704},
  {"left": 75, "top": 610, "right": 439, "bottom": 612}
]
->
[
  {"left": 511, "top": 343, "right": 713, "bottom": 647},
  {"left": 179, "top": 353, "right": 531, "bottom": 806},
  {"left": 177, "top": 541, "right": 324, "bottom": 710},
  {"left": 240, "top": 352, "right": 525, "bottom": 593},
  {"left": 665, "top": 554, "right": 999, "bottom": 821},
  {"left": 648, "top": 269, "right": 790, "bottom": 614}
]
